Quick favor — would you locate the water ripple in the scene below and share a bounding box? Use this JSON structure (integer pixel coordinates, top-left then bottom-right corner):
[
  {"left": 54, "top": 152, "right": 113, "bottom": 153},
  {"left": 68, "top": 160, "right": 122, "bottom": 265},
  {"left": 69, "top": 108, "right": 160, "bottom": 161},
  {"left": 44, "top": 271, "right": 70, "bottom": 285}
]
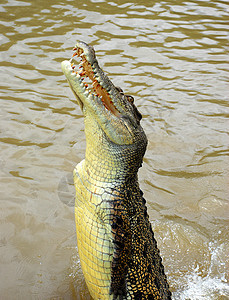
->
[{"left": 0, "top": 0, "right": 228, "bottom": 298}]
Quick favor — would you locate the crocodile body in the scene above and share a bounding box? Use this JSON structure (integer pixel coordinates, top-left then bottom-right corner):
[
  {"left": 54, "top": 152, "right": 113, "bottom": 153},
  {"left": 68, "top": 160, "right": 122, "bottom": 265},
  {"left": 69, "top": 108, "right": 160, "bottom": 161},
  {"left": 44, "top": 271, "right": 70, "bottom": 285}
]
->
[{"left": 61, "top": 41, "right": 171, "bottom": 300}]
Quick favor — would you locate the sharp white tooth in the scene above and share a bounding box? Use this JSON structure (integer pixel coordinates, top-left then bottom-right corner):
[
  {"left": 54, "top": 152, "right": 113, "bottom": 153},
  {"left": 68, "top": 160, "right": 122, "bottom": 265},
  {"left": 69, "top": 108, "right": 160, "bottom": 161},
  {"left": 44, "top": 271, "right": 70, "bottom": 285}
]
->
[{"left": 84, "top": 90, "right": 89, "bottom": 97}]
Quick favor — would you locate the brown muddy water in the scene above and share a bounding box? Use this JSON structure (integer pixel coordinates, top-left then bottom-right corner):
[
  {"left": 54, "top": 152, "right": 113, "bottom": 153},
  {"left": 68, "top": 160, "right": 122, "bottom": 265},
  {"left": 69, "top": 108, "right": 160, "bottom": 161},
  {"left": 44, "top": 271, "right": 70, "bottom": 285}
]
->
[{"left": 0, "top": 0, "right": 229, "bottom": 299}]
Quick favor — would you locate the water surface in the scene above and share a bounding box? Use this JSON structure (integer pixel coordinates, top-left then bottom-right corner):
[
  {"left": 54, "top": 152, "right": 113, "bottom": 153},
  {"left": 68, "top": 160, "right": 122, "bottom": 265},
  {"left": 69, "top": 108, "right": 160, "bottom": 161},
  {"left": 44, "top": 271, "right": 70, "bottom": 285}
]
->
[{"left": 0, "top": 0, "right": 229, "bottom": 299}]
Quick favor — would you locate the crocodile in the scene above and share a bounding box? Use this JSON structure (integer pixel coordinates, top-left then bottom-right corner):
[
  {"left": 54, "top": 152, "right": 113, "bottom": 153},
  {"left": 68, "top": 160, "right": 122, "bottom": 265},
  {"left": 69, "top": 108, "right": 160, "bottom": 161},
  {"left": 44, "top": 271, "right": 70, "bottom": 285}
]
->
[{"left": 61, "top": 41, "right": 171, "bottom": 300}]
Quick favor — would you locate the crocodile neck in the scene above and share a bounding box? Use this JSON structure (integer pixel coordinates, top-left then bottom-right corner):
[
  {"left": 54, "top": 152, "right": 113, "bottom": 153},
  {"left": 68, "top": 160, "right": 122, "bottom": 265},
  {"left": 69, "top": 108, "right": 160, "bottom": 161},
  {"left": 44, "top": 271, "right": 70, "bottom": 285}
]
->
[{"left": 82, "top": 118, "right": 147, "bottom": 184}]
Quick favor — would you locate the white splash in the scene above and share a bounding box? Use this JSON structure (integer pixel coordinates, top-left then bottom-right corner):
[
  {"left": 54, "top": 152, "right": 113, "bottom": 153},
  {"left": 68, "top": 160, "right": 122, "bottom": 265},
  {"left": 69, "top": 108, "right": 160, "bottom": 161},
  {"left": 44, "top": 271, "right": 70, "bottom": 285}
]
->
[{"left": 173, "top": 243, "right": 229, "bottom": 300}]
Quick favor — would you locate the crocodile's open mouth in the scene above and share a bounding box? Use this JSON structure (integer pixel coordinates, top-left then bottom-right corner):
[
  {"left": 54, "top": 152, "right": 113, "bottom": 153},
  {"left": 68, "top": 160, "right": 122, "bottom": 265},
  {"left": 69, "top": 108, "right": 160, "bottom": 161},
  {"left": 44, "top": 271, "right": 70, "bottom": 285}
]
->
[
  {"left": 62, "top": 41, "right": 145, "bottom": 145},
  {"left": 70, "top": 45, "right": 121, "bottom": 117}
]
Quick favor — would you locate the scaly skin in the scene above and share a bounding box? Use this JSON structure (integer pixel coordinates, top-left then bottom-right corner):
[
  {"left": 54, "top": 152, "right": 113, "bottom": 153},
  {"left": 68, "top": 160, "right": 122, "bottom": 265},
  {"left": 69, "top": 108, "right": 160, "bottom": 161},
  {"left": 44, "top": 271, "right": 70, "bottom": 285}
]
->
[{"left": 61, "top": 41, "right": 171, "bottom": 300}]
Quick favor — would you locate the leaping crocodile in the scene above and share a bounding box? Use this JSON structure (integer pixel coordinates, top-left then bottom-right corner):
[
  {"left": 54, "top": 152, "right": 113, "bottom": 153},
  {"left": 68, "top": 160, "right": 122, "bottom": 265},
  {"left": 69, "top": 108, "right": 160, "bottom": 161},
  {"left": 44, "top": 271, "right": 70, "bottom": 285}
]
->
[{"left": 61, "top": 41, "right": 171, "bottom": 300}]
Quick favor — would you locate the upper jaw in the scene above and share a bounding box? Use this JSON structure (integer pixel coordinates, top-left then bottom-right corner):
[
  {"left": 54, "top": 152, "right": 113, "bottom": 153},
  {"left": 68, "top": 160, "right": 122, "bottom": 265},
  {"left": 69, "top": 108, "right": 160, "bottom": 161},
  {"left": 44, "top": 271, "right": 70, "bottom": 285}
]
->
[
  {"left": 61, "top": 41, "right": 142, "bottom": 145},
  {"left": 62, "top": 41, "right": 139, "bottom": 117},
  {"left": 63, "top": 41, "right": 122, "bottom": 117}
]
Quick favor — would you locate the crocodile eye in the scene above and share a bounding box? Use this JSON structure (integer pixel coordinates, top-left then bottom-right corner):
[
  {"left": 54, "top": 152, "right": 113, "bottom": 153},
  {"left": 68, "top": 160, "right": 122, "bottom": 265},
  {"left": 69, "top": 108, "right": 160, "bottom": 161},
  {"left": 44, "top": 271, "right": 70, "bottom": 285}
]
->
[{"left": 126, "top": 95, "right": 134, "bottom": 104}]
